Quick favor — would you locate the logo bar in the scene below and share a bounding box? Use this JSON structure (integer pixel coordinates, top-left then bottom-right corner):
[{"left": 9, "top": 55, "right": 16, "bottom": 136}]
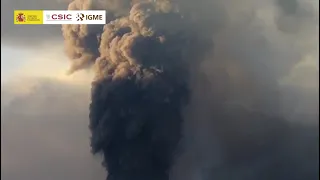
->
[
  {"left": 14, "top": 10, "right": 106, "bottom": 25},
  {"left": 43, "top": 10, "right": 106, "bottom": 24}
]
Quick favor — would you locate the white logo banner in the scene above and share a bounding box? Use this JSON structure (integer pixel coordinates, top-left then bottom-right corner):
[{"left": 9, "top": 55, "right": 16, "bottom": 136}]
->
[{"left": 43, "top": 10, "right": 106, "bottom": 24}]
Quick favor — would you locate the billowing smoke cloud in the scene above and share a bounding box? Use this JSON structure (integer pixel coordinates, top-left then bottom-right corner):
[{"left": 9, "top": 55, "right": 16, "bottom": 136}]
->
[
  {"left": 63, "top": 1, "right": 212, "bottom": 179},
  {"left": 61, "top": 0, "right": 319, "bottom": 180}
]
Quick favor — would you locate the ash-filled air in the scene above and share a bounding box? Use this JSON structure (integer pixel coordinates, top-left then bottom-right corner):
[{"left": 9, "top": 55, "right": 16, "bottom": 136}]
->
[
  {"left": 64, "top": 1, "right": 211, "bottom": 179},
  {"left": 61, "top": 0, "right": 319, "bottom": 180}
]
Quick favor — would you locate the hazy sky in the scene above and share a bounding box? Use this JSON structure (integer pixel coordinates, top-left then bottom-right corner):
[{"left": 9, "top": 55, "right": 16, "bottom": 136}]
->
[
  {"left": 1, "top": 43, "right": 104, "bottom": 180},
  {"left": 1, "top": 0, "right": 100, "bottom": 177},
  {"left": 1, "top": 46, "right": 28, "bottom": 82}
]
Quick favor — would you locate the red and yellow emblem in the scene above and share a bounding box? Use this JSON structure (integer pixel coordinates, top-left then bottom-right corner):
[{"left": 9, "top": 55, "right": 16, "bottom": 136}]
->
[
  {"left": 14, "top": 10, "right": 43, "bottom": 24},
  {"left": 16, "top": 13, "right": 26, "bottom": 22}
]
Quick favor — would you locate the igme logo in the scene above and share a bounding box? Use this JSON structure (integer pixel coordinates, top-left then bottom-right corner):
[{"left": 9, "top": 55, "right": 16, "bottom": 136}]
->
[
  {"left": 76, "top": 13, "right": 85, "bottom": 21},
  {"left": 76, "top": 13, "right": 103, "bottom": 21}
]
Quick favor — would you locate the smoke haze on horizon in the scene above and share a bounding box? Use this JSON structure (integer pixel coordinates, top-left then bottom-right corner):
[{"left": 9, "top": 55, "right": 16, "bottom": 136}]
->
[{"left": 1, "top": 78, "right": 105, "bottom": 180}]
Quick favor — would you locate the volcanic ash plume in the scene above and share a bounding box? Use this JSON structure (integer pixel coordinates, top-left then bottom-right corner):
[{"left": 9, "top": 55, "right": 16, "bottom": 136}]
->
[
  {"left": 63, "top": 1, "right": 211, "bottom": 180},
  {"left": 62, "top": 0, "right": 319, "bottom": 180}
]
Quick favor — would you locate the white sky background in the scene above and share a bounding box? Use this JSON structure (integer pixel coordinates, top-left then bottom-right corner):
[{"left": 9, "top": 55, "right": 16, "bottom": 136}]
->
[
  {"left": 1, "top": 43, "right": 93, "bottom": 84},
  {"left": 1, "top": 46, "right": 32, "bottom": 82}
]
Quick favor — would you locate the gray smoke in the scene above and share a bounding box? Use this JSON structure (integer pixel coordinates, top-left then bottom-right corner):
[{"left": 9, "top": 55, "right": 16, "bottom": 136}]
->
[
  {"left": 60, "top": 0, "right": 319, "bottom": 180},
  {"left": 63, "top": 1, "right": 212, "bottom": 179}
]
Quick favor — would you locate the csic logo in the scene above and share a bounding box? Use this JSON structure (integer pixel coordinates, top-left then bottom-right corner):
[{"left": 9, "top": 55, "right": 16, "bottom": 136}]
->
[
  {"left": 16, "top": 13, "right": 26, "bottom": 22},
  {"left": 46, "top": 13, "right": 72, "bottom": 20},
  {"left": 76, "top": 13, "right": 103, "bottom": 21}
]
